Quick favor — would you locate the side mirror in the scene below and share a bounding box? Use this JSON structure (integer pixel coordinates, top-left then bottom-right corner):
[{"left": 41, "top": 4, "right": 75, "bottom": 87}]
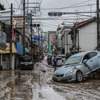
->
[{"left": 83, "top": 59, "right": 88, "bottom": 63}]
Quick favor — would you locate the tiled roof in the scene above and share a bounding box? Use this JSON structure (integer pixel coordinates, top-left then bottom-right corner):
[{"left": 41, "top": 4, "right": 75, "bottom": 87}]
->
[{"left": 76, "top": 17, "right": 96, "bottom": 28}]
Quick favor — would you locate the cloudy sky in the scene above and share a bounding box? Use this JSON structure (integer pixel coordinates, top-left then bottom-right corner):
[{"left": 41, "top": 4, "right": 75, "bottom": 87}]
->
[{"left": 0, "top": 0, "right": 97, "bottom": 31}]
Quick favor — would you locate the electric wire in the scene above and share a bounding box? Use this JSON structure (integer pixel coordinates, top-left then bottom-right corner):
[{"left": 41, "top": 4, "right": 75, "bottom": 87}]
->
[
  {"left": 41, "top": 0, "right": 94, "bottom": 10},
  {"left": 42, "top": 22, "right": 58, "bottom": 26},
  {"left": 15, "top": 0, "right": 19, "bottom": 7},
  {"left": 41, "top": 4, "right": 95, "bottom": 10},
  {"left": 14, "top": 0, "right": 23, "bottom": 14},
  {"left": 5, "top": 0, "right": 10, "bottom": 8}
]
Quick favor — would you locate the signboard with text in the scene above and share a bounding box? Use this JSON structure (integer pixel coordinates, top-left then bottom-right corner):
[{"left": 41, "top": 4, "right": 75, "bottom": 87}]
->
[{"left": 34, "top": 36, "right": 40, "bottom": 41}]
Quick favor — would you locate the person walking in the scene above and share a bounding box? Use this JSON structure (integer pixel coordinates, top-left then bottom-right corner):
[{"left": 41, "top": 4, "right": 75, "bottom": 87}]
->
[
  {"left": 53, "top": 56, "right": 57, "bottom": 71},
  {"left": 41, "top": 55, "right": 48, "bottom": 72},
  {"left": 48, "top": 56, "right": 52, "bottom": 65}
]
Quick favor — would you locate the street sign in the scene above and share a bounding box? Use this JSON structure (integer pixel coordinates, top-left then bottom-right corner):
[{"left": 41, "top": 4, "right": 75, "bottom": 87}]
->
[
  {"left": 37, "top": 36, "right": 40, "bottom": 40},
  {"left": 34, "top": 36, "right": 40, "bottom": 41},
  {"left": 48, "top": 12, "right": 62, "bottom": 16}
]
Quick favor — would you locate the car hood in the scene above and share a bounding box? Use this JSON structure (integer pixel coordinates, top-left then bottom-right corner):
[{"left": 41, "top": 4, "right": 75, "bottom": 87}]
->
[{"left": 54, "top": 64, "right": 78, "bottom": 75}]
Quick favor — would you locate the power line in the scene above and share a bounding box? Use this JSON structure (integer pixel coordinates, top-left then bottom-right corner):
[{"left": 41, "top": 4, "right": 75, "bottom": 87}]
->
[
  {"left": 41, "top": 0, "right": 94, "bottom": 10},
  {"left": 42, "top": 22, "right": 58, "bottom": 26},
  {"left": 33, "top": 17, "right": 89, "bottom": 20},
  {"left": 14, "top": 0, "right": 23, "bottom": 14},
  {"left": 5, "top": 0, "right": 10, "bottom": 8},
  {"left": 42, "top": 24, "right": 57, "bottom": 28},
  {"left": 42, "top": 4, "right": 95, "bottom": 10},
  {"left": 15, "top": 0, "right": 19, "bottom": 7}
]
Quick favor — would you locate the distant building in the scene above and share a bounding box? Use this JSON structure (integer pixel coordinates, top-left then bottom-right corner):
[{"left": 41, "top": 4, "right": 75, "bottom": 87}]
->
[
  {"left": 56, "top": 25, "right": 72, "bottom": 54},
  {"left": 48, "top": 31, "right": 56, "bottom": 53}
]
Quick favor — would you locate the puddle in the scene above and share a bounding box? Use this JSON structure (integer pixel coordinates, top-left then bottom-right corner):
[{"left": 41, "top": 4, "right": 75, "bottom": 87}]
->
[
  {"left": 5, "top": 71, "right": 33, "bottom": 100},
  {"left": 32, "top": 84, "right": 66, "bottom": 100}
]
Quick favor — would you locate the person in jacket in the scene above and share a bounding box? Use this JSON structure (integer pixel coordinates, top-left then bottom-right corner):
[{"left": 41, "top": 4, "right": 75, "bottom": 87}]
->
[
  {"left": 53, "top": 56, "right": 57, "bottom": 71},
  {"left": 41, "top": 55, "right": 48, "bottom": 72}
]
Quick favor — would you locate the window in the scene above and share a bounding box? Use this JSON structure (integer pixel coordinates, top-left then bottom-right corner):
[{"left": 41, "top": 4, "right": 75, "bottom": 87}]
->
[
  {"left": 20, "top": 56, "right": 32, "bottom": 62},
  {"left": 88, "top": 52, "right": 97, "bottom": 58},
  {"left": 65, "top": 56, "right": 82, "bottom": 65},
  {"left": 83, "top": 54, "right": 90, "bottom": 61},
  {"left": 83, "top": 52, "right": 97, "bottom": 62}
]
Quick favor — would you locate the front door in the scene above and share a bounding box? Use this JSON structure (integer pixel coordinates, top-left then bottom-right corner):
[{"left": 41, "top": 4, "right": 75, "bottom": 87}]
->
[{"left": 82, "top": 52, "right": 98, "bottom": 75}]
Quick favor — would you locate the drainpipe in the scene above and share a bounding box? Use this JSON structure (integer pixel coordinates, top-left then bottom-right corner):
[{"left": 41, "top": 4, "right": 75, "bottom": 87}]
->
[
  {"left": 74, "top": 28, "right": 76, "bottom": 54},
  {"left": 77, "top": 30, "right": 79, "bottom": 52}
]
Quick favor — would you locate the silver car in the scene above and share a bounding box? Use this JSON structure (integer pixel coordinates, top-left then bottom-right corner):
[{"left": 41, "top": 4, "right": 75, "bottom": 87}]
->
[{"left": 52, "top": 51, "right": 100, "bottom": 82}]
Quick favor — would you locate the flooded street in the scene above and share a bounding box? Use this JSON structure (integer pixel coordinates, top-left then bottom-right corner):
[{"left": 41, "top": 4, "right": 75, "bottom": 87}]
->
[{"left": 0, "top": 63, "right": 100, "bottom": 100}]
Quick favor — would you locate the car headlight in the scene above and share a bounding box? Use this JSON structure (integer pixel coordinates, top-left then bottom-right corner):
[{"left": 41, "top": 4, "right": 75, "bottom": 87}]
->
[{"left": 66, "top": 69, "right": 74, "bottom": 75}]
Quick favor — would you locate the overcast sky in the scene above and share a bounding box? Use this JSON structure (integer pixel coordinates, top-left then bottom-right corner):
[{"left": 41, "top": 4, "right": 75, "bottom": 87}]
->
[{"left": 0, "top": 0, "right": 97, "bottom": 32}]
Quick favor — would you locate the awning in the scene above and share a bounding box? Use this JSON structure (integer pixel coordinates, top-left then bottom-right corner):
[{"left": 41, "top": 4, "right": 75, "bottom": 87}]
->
[
  {"left": 25, "top": 48, "right": 29, "bottom": 53},
  {"left": 0, "top": 43, "right": 17, "bottom": 54},
  {"left": 16, "top": 42, "right": 23, "bottom": 55}
]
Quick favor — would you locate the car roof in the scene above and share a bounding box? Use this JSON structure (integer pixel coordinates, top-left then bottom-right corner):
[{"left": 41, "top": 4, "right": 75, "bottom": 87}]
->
[{"left": 71, "top": 51, "right": 98, "bottom": 57}]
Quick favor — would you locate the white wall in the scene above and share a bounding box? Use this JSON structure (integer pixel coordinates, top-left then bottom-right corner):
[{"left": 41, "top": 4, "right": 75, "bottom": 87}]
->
[
  {"left": 65, "top": 34, "right": 72, "bottom": 54},
  {"left": 79, "top": 22, "right": 97, "bottom": 51}
]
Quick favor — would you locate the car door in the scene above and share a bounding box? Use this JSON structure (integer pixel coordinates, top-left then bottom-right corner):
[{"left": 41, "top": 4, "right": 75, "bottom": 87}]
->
[
  {"left": 82, "top": 53, "right": 93, "bottom": 75},
  {"left": 87, "top": 52, "right": 99, "bottom": 71},
  {"left": 95, "top": 52, "right": 100, "bottom": 69}
]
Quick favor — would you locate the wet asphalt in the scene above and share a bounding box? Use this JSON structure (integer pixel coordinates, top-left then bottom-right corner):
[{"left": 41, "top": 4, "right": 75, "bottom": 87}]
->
[{"left": 0, "top": 63, "right": 100, "bottom": 100}]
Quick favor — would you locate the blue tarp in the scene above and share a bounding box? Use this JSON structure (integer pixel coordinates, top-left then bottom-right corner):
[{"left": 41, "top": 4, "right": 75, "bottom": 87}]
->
[{"left": 16, "top": 42, "right": 23, "bottom": 55}]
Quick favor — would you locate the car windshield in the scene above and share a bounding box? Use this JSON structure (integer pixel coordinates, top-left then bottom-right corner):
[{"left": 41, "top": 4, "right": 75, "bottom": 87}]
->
[
  {"left": 20, "top": 56, "right": 32, "bottom": 62},
  {"left": 65, "top": 56, "right": 82, "bottom": 65}
]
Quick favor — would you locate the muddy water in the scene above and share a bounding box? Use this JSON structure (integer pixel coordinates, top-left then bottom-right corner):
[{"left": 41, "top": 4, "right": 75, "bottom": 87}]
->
[
  {"left": 31, "top": 63, "right": 66, "bottom": 100},
  {"left": 32, "top": 63, "right": 100, "bottom": 100},
  {"left": 1, "top": 63, "right": 100, "bottom": 100},
  {"left": 5, "top": 71, "right": 33, "bottom": 100}
]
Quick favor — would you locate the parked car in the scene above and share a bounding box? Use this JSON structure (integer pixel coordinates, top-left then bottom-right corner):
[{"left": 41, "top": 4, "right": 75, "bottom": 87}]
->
[
  {"left": 52, "top": 51, "right": 100, "bottom": 82},
  {"left": 19, "top": 56, "right": 34, "bottom": 70},
  {"left": 56, "top": 55, "right": 66, "bottom": 66}
]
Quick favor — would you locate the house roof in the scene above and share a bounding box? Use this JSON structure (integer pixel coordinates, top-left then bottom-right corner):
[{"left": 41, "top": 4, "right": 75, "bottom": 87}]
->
[
  {"left": 76, "top": 17, "right": 96, "bottom": 28},
  {"left": 68, "top": 17, "right": 96, "bottom": 34}
]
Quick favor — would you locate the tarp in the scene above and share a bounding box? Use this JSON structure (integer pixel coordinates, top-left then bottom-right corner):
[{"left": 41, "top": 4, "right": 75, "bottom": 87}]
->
[
  {"left": 16, "top": 42, "right": 23, "bottom": 55},
  {"left": 0, "top": 43, "right": 17, "bottom": 54}
]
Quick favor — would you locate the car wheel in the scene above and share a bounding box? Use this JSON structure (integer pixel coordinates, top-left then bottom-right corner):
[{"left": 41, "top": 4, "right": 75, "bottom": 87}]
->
[{"left": 76, "top": 71, "right": 83, "bottom": 82}]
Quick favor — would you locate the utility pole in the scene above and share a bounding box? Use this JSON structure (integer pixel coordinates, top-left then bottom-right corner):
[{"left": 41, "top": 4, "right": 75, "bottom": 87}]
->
[
  {"left": 97, "top": 0, "right": 100, "bottom": 50},
  {"left": 10, "top": 3, "right": 13, "bottom": 69},
  {"left": 31, "top": 10, "right": 33, "bottom": 56},
  {"left": 23, "top": 0, "right": 25, "bottom": 55}
]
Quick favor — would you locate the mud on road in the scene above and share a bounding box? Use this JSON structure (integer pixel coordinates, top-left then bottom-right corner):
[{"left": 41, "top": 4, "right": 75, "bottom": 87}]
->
[
  {"left": 32, "top": 63, "right": 100, "bottom": 100},
  {"left": 0, "top": 63, "right": 100, "bottom": 100}
]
